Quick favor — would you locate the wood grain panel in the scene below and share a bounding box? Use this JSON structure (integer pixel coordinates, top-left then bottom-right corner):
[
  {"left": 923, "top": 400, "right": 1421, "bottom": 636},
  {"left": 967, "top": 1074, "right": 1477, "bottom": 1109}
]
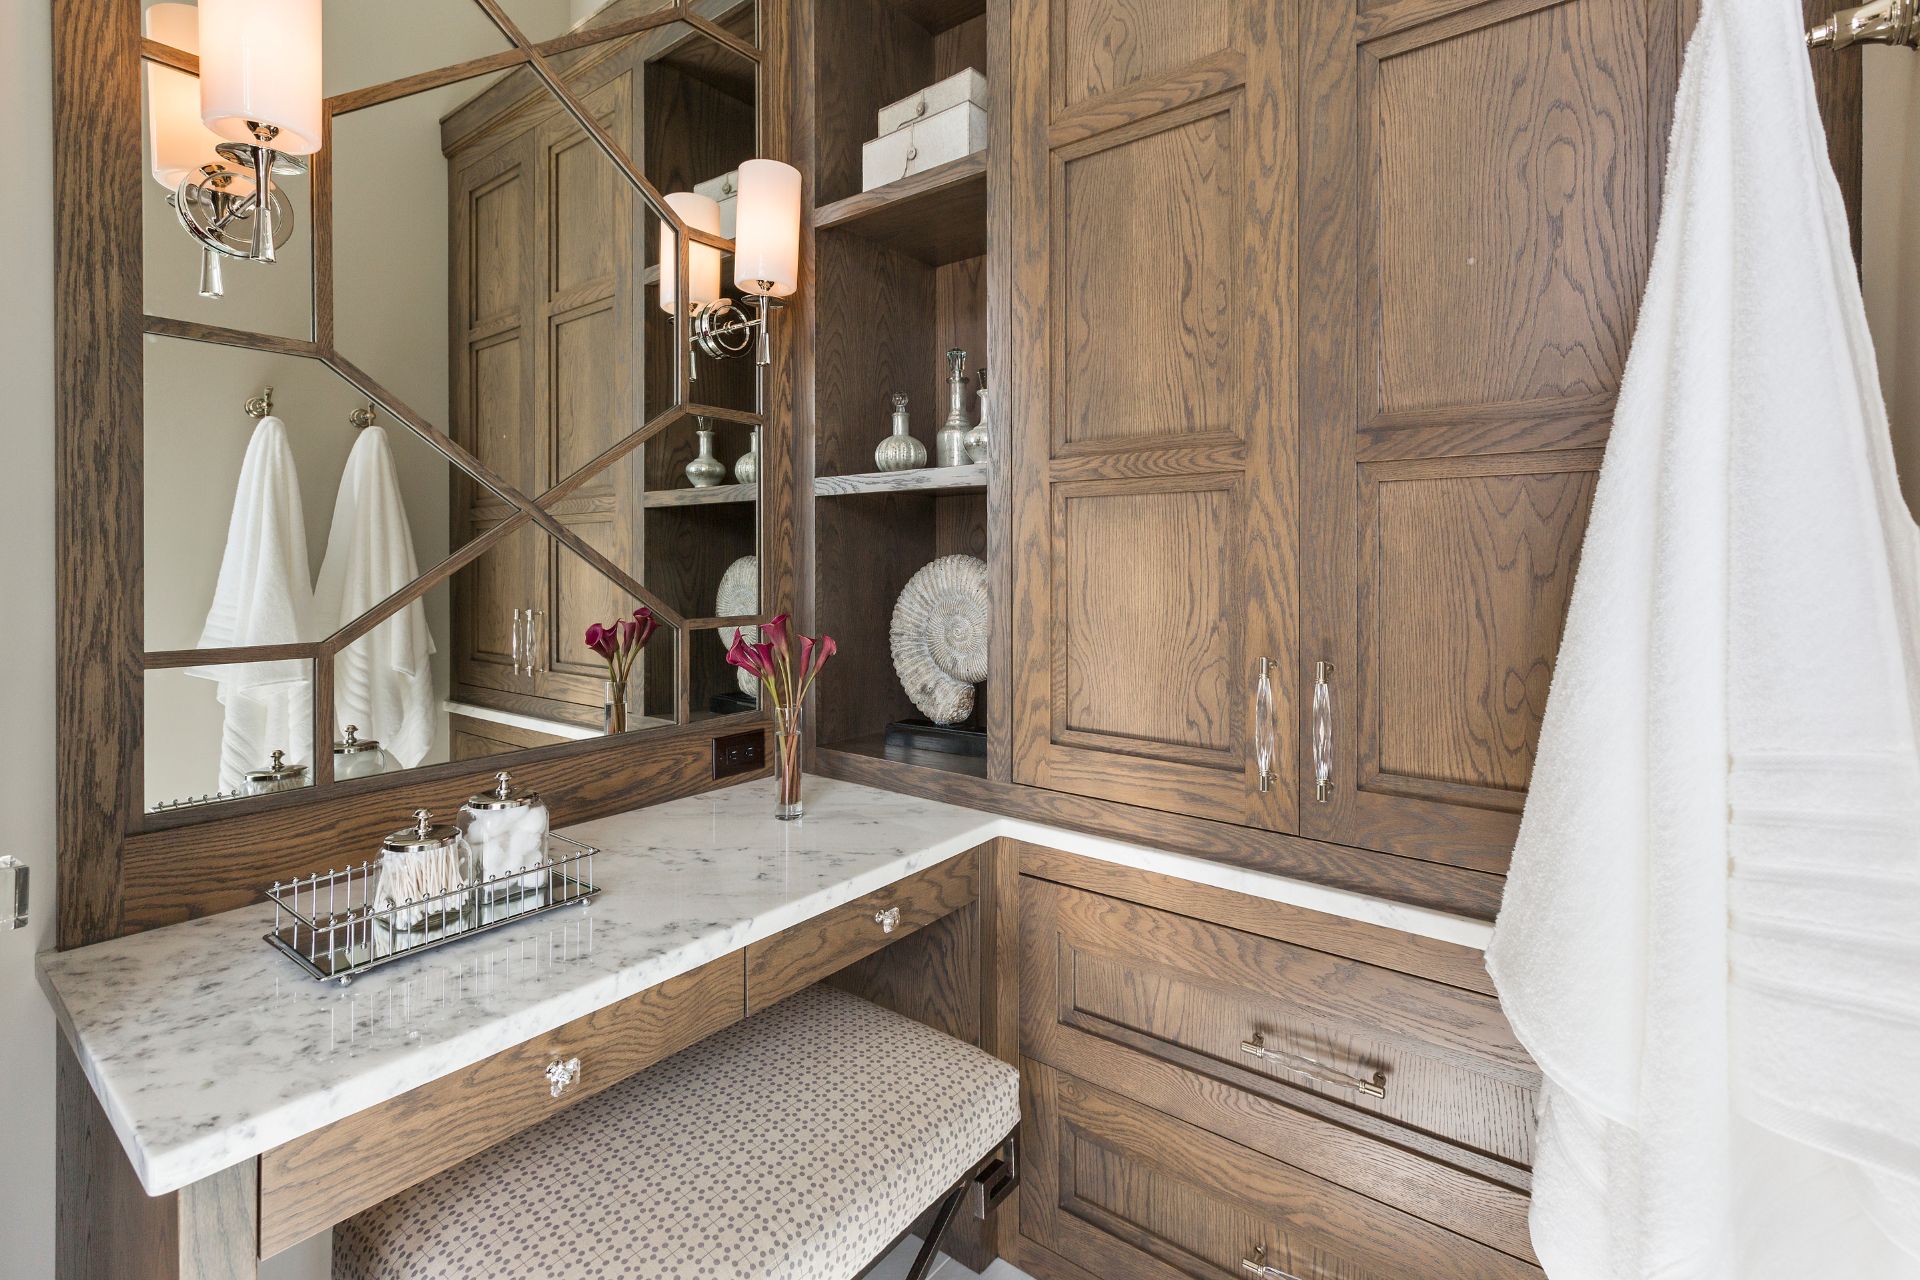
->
[
  {"left": 1055, "top": 480, "right": 1235, "bottom": 756},
  {"left": 1363, "top": 454, "right": 1599, "bottom": 808},
  {"left": 1297, "top": 0, "right": 1681, "bottom": 871},
  {"left": 1055, "top": 103, "right": 1237, "bottom": 451},
  {"left": 1054, "top": 0, "right": 1234, "bottom": 110},
  {"left": 1021, "top": 1061, "right": 1543, "bottom": 1280},
  {"left": 1363, "top": 0, "right": 1652, "bottom": 421},
  {"left": 746, "top": 849, "right": 980, "bottom": 1011},
  {"left": 258, "top": 953, "right": 743, "bottom": 1257},
  {"left": 1021, "top": 878, "right": 1538, "bottom": 1169},
  {"left": 826, "top": 902, "right": 982, "bottom": 1044}
]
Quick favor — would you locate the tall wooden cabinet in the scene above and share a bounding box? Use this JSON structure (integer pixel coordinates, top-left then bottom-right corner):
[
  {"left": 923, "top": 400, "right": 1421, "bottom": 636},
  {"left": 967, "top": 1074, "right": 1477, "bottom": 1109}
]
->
[{"left": 1003, "top": 0, "right": 1298, "bottom": 832}]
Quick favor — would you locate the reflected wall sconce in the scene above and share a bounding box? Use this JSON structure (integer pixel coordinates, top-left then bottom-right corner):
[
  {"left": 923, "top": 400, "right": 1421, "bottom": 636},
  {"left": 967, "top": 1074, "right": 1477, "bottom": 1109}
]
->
[
  {"left": 152, "top": 0, "right": 323, "bottom": 298},
  {"left": 675, "top": 159, "right": 802, "bottom": 367}
]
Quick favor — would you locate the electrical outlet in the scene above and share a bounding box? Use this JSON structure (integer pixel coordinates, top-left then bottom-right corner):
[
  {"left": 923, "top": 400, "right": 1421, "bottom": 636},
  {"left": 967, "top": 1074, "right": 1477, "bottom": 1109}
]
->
[{"left": 712, "top": 730, "right": 766, "bottom": 779}]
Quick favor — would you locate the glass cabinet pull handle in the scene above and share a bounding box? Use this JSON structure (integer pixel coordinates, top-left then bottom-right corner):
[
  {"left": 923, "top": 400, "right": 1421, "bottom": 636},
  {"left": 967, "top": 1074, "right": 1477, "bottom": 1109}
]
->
[
  {"left": 512, "top": 607, "right": 524, "bottom": 676},
  {"left": 1240, "top": 1033, "right": 1386, "bottom": 1098},
  {"left": 1312, "top": 661, "right": 1334, "bottom": 803},
  {"left": 1254, "top": 658, "right": 1277, "bottom": 793}
]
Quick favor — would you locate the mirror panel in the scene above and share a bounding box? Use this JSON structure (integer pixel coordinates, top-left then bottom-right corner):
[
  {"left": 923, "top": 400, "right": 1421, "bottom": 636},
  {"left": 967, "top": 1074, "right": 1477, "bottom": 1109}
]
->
[
  {"left": 145, "top": 659, "right": 317, "bottom": 813},
  {"left": 142, "top": 335, "right": 505, "bottom": 653},
  {"left": 318, "top": 0, "right": 515, "bottom": 99},
  {"left": 139, "top": 1, "right": 765, "bottom": 824}
]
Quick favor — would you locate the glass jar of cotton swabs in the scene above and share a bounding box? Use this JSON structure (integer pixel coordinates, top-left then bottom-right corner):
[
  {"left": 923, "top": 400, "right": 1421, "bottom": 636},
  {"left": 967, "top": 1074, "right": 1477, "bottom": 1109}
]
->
[{"left": 373, "top": 808, "right": 475, "bottom": 935}]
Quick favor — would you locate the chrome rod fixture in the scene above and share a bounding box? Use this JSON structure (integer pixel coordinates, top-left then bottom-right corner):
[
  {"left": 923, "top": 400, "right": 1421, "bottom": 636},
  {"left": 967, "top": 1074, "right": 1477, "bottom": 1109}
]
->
[
  {"left": 667, "top": 159, "right": 802, "bottom": 368},
  {"left": 1808, "top": 0, "right": 1920, "bottom": 47},
  {"left": 145, "top": 1, "right": 323, "bottom": 298}
]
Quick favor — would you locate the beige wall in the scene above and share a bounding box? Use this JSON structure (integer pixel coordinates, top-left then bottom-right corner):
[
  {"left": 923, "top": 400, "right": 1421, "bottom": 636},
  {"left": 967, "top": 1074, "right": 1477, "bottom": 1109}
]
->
[{"left": 1863, "top": 47, "right": 1920, "bottom": 523}]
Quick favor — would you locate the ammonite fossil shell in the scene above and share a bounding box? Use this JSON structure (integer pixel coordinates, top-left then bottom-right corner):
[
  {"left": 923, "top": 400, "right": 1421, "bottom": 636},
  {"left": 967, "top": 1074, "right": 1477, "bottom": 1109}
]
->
[
  {"left": 890, "top": 554, "right": 988, "bottom": 724},
  {"left": 715, "top": 555, "right": 759, "bottom": 697}
]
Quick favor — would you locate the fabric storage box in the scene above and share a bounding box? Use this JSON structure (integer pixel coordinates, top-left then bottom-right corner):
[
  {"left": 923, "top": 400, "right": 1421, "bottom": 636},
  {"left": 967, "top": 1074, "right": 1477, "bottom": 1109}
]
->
[
  {"left": 694, "top": 169, "right": 738, "bottom": 238},
  {"left": 862, "top": 99, "right": 988, "bottom": 190},
  {"left": 877, "top": 67, "right": 987, "bottom": 136}
]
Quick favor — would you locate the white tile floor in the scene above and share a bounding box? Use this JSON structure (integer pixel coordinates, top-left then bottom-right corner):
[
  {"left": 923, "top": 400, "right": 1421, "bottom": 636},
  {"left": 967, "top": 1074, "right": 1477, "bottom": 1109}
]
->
[{"left": 861, "top": 1236, "right": 1036, "bottom": 1280}]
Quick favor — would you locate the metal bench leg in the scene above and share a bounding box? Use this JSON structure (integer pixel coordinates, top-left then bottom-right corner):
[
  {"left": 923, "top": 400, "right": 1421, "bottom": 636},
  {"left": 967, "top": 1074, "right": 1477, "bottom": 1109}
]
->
[{"left": 904, "top": 1183, "right": 968, "bottom": 1280}]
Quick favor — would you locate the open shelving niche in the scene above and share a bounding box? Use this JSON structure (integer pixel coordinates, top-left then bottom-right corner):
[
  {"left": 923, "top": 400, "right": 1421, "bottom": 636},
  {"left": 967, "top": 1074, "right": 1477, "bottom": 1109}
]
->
[{"left": 803, "top": 0, "right": 994, "bottom": 781}]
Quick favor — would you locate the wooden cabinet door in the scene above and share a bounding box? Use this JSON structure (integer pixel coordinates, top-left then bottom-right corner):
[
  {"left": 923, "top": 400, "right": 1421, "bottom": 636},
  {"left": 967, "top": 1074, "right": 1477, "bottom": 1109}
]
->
[
  {"left": 1006, "top": 0, "right": 1299, "bottom": 830},
  {"left": 1296, "top": 0, "right": 1681, "bottom": 871}
]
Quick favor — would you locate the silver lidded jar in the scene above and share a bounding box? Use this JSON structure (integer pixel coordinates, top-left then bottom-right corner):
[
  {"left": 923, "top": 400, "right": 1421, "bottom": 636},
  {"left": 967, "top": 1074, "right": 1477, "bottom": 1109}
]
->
[
  {"left": 243, "top": 749, "right": 308, "bottom": 796},
  {"left": 459, "top": 770, "right": 551, "bottom": 908},
  {"left": 332, "top": 724, "right": 394, "bottom": 781},
  {"left": 936, "top": 348, "right": 972, "bottom": 467},
  {"left": 374, "top": 808, "right": 473, "bottom": 933},
  {"left": 874, "top": 392, "right": 927, "bottom": 471}
]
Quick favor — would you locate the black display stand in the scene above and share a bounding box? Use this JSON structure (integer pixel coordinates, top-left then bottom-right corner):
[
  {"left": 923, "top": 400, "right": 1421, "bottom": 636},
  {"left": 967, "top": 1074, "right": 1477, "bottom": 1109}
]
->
[{"left": 884, "top": 717, "right": 987, "bottom": 758}]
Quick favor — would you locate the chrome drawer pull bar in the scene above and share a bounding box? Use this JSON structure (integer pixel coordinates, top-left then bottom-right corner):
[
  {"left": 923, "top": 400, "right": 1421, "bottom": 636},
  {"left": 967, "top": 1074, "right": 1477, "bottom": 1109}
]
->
[
  {"left": 1240, "top": 1034, "right": 1386, "bottom": 1099},
  {"left": 874, "top": 907, "right": 902, "bottom": 934},
  {"left": 1242, "top": 1245, "right": 1304, "bottom": 1280},
  {"left": 546, "top": 1056, "right": 581, "bottom": 1098}
]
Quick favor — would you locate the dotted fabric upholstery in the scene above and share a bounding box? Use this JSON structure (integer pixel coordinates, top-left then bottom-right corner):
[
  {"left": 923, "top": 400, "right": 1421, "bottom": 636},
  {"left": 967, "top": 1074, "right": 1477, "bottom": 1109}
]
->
[{"left": 333, "top": 985, "right": 1020, "bottom": 1279}]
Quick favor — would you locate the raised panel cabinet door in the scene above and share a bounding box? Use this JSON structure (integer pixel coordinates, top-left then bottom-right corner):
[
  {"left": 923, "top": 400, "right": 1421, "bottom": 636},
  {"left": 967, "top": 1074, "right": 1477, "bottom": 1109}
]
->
[
  {"left": 1007, "top": 0, "right": 1299, "bottom": 830},
  {"left": 450, "top": 133, "right": 540, "bottom": 502},
  {"left": 1296, "top": 0, "right": 1682, "bottom": 871}
]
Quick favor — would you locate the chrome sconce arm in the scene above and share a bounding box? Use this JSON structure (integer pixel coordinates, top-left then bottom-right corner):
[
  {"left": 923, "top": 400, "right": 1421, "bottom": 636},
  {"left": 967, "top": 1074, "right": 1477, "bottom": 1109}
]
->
[
  {"left": 1808, "top": 0, "right": 1920, "bottom": 47},
  {"left": 171, "top": 135, "right": 306, "bottom": 299},
  {"left": 692, "top": 289, "right": 785, "bottom": 367}
]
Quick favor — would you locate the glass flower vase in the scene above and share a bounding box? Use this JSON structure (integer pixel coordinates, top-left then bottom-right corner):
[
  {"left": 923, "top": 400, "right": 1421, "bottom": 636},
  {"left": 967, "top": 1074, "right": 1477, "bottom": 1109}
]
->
[
  {"left": 603, "top": 679, "right": 628, "bottom": 735},
  {"left": 773, "top": 705, "right": 804, "bottom": 820}
]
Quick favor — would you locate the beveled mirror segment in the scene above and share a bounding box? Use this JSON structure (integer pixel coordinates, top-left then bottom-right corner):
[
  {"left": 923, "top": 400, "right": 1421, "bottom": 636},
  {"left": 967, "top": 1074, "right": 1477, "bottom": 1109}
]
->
[
  {"left": 144, "top": 658, "right": 318, "bottom": 814},
  {"left": 135, "top": 0, "right": 769, "bottom": 825}
]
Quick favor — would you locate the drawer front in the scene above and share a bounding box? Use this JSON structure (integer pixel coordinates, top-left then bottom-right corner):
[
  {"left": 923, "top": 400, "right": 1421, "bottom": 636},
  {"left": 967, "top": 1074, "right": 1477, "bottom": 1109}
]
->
[
  {"left": 258, "top": 951, "right": 743, "bottom": 1257},
  {"left": 1022, "top": 877, "right": 1537, "bottom": 1165},
  {"left": 747, "top": 849, "right": 979, "bottom": 1013},
  {"left": 1020, "top": 1060, "right": 1541, "bottom": 1280}
]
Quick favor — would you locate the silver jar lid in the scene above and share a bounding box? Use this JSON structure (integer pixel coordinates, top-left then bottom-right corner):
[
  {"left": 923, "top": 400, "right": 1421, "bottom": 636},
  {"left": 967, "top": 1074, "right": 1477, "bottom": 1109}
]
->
[
  {"left": 334, "top": 724, "right": 383, "bottom": 755},
  {"left": 245, "top": 750, "right": 308, "bottom": 784},
  {"left": 466, "top": 770, "right": 540, "bottom": 812},
  {"left": 382, "top": 808, "right": 461, "bottom": 854}
]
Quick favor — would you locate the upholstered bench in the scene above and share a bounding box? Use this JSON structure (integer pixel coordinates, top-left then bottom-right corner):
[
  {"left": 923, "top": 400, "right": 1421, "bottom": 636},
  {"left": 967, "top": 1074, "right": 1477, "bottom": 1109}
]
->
[{"left": 333, "top": 985, "right": 1021, "bottom": 1279}]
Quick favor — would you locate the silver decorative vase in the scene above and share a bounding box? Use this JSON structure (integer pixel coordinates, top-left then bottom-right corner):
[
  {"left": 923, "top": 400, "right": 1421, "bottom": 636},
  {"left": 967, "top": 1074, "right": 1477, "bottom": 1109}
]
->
[
  {"left": 685, "top": 425, "right": 725, "bottom": 488},
  {"left": 733, "top": 427, "right": 759, "bottom": 484},
  {"left": 936, "top": 349, "right": 971, "bottom": 467},
  {"left": 964, "top": 367, "right": 990, "bottom": 464},
  {"left": 874, "top": 392, "right": 927, "bottom": 471}
]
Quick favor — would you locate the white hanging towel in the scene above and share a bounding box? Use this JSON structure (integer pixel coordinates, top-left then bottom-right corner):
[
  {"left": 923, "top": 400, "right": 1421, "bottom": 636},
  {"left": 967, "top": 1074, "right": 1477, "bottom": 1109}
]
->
[
  {"left": 313, "top": 424, "right": 437, "bottom": 768},
  {"left": 1485, "top": 1, "right": 1920, "bottom": 1276},
  {"left": 191, "top": 414, "right": 315, "bottom": 791}
]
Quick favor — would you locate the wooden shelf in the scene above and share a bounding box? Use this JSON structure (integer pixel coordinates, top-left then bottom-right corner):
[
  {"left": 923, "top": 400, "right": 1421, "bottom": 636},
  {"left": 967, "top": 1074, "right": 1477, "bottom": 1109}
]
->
[
  {"left": 642, "top": 482, "right": 758, "bottom": 508},
  {"left": 875, "top": 0, "right": 986, "bottom": 33},
  {"left": 813, "top": 463, "right": 986, "bottom": 498},
  {"left": 813, "top": 153, "right": 987, "bottom": 266},
  {"left": 821, "top": 732, "right": 988, "bottom": 780}
]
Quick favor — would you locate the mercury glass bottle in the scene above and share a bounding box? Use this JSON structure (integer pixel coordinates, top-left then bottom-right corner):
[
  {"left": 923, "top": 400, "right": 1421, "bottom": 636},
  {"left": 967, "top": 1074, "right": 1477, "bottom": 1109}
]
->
[
  {"left": 936, "top": 348, "right": 972, "bottom": 467},
  {"left": 733, "top": 427, "right": 759, "bottom": 484},
  {"left": 874, "top": 392, "right": 927, "bottom": 471},
  {"left": 685, "top": 423, "right": 726, "bottom": 488},
  {"left": 964, "top": 366, "right": 990, "bottom": 463}
]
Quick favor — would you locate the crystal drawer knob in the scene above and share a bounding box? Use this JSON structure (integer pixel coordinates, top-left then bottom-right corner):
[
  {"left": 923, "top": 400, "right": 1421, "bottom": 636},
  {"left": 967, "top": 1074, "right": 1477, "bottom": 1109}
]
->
[
  {"left": 546, "top": 1056, "right": 581, "bottom": 1098},
  {"left": 873, "top": 907, "right": 901, "bottom": 934}
]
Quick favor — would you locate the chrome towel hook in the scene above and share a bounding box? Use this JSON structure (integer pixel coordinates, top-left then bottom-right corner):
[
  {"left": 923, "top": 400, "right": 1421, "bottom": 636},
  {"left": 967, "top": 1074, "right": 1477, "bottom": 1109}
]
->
[
  {"left": 244, "top": 386, "right": 273, "bottom": 419},
  {"left": 349, "top": 401, "right": 378, "bottom": 430}
]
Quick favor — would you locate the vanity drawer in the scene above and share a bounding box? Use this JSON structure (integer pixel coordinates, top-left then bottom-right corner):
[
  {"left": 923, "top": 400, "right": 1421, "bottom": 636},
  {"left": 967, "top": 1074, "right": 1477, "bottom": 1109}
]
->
[
  {"left": 1019, "top": 1060, "right": 1542, "bottom": 1280},
  {"left": 1019, "top": 876, "right": 1538, "bottom": 1256},
  {"left": 747, "top": 849, "right": 979, "bottom": 1013},
  {"left": 258, "top": 951, "right": 743, "bottom": 1258}
]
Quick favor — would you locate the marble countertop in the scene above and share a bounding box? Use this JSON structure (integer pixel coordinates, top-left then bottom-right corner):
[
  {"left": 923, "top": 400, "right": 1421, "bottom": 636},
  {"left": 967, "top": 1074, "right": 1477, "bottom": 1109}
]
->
[{"left": 40, "top": 776, "right": 1492, "bottom": 1198}]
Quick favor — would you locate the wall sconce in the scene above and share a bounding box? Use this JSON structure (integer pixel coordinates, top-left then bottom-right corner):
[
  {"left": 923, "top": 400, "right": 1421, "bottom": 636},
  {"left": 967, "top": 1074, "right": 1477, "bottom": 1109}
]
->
[
  {"left": 688, "top": 159, "right": 801, "bottom": 367},
  {"left": 164, "top": 0, "right": 323, "bottom": 297}
]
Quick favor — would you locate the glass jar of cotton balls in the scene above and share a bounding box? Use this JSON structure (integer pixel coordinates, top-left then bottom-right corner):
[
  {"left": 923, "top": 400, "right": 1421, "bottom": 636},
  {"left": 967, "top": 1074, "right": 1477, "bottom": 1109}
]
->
[{"left": 459, "top": 770, "right": 551, "bottom": 915}]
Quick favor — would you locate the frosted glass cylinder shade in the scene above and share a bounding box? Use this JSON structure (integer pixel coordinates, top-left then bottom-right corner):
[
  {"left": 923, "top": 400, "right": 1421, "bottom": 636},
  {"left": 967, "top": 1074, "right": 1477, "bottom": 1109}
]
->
[
  {"left": 198, "top": 0, "right": 324, "bottom": 156},
  {"left": 144, "top": 4, "right": 228, "bottom": 188},
  {"left": 660, "top": 192, "right": 724, "bottom": 315},
  {"left": 732, "top": 159, "right": 801, "bottom": 298}
]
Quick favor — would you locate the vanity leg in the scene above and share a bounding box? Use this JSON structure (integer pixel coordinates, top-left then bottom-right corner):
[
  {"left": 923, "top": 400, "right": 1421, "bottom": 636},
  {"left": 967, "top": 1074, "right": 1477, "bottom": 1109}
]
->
[{"left": 56, "top": 1039, "right": 259, "bottom": 1280}]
